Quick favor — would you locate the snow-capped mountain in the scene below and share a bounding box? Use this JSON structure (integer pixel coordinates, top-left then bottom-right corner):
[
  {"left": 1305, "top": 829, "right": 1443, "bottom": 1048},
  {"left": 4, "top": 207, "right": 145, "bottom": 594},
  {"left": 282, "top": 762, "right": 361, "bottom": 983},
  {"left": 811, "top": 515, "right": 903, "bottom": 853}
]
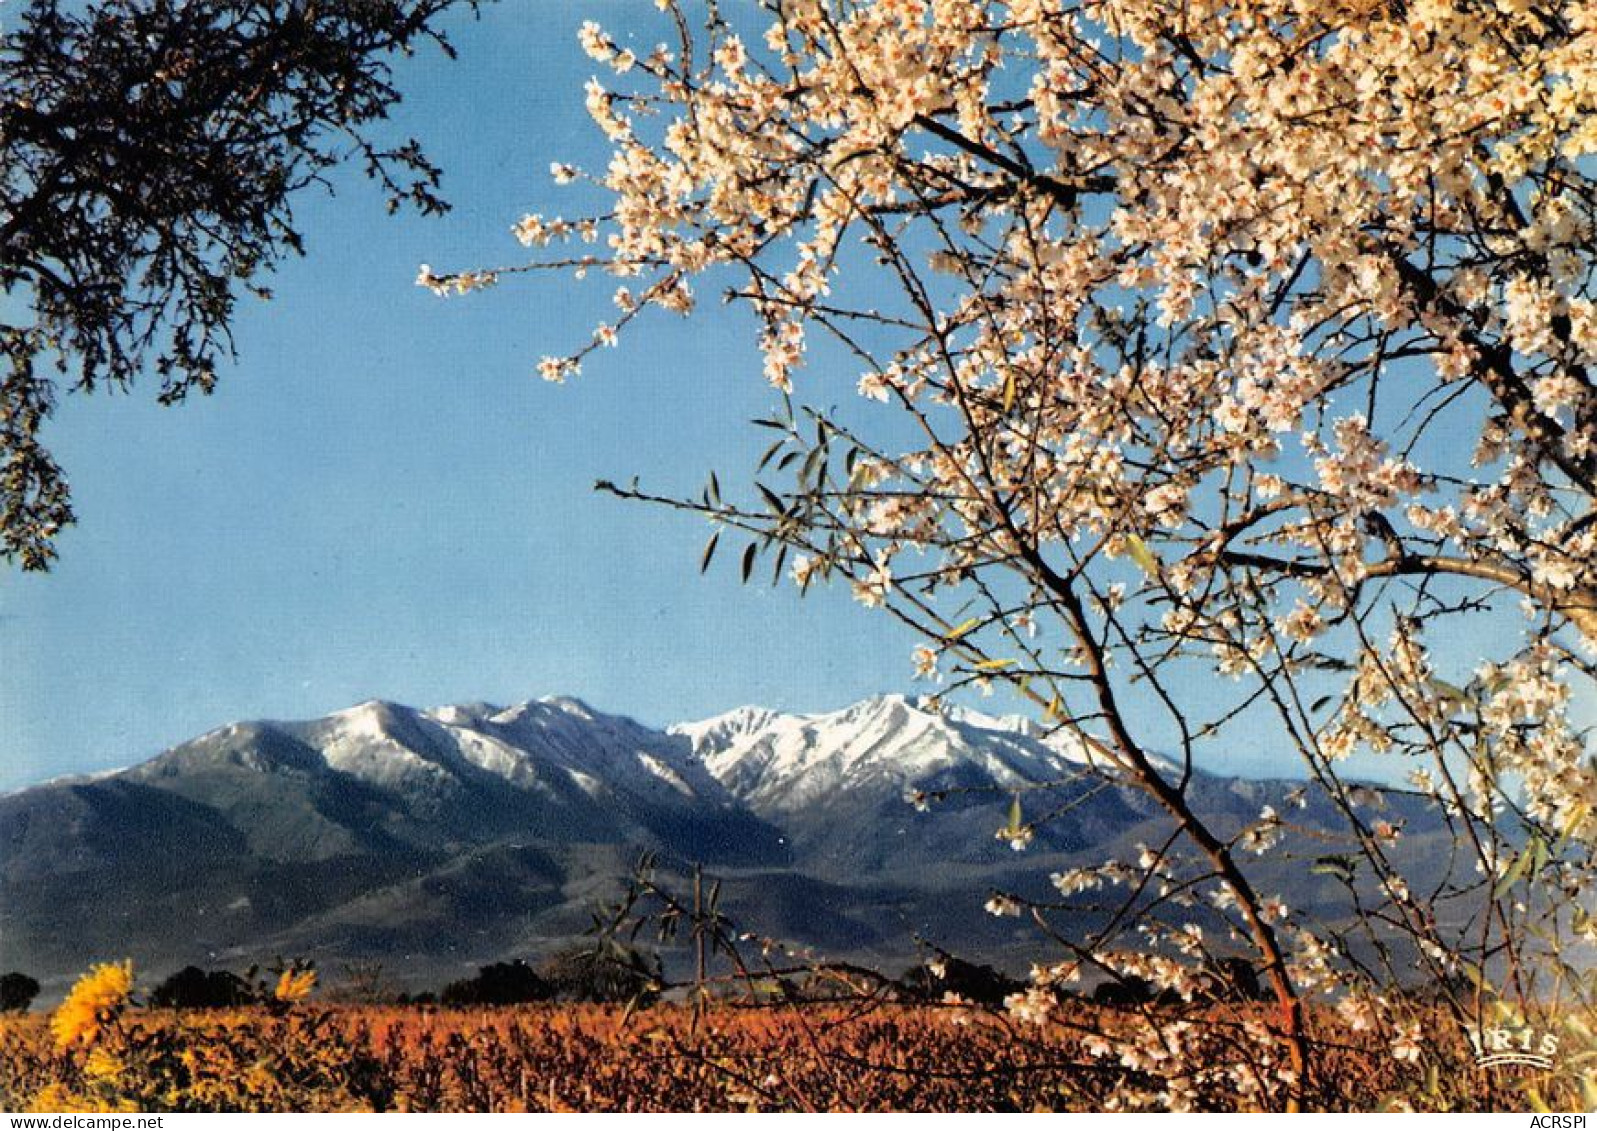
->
[
  {"left": 0, "top": 692, "right": 1445, "bottom": 994},
  {"left": 120, "top": 695, "right": 785, "bottom": 863},
  {"left": 673, "top": 693, "right": 1104, "bottom": 815},
  {"left": 151, "top": 695, "right": 733, "bottom": 810},
  {"left": 670, "top": 694, "right": 1160, "bottom": 871}
]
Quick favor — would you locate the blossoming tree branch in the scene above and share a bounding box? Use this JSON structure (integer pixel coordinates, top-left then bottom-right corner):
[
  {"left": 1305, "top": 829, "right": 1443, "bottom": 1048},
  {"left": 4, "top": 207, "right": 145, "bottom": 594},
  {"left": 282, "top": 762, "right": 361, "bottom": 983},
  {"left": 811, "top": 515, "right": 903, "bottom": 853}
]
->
[{"left": 425, "top": 0, "right": 1597, "bottom": 1109}]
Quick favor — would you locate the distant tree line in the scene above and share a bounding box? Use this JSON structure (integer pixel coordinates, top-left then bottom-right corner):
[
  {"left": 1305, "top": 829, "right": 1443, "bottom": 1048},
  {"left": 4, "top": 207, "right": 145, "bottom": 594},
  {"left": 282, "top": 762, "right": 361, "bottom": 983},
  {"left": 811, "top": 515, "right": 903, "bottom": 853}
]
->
[
  {"left": 894, "top": 952, "right": 1267, "bottom": 1010},
  {"left": 0, "top": 971, "right": 40, "bottom": 1012},
  {"left": 431, "top": 946, "right": 663, "bottom": 1007},
  {"left": 78, "top": 946, "right": 668, "bottom": 1011},
  {"left": 0, "top": 947, "right": 1272, "bottom": 1014}
]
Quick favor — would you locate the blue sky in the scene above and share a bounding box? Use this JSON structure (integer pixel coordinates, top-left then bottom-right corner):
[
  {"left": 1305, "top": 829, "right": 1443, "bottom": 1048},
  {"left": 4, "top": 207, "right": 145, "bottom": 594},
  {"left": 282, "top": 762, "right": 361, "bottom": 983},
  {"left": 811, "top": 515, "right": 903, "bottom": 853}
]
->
[
  {"left": 0, "top": 3, "right": 928, "bottom": 790},
  {"left": 2, "top": 3, "right": 1588, "bottom": 792}
]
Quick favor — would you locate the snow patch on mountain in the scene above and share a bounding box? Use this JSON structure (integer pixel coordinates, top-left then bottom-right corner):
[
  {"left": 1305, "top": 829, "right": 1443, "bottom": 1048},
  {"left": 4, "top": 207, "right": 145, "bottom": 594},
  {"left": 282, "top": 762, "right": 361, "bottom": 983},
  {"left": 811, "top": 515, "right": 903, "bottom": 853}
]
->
[
  {"left": 72, "top": 689, "right": 1129, "bottom": 827},
  {"left": 303, "top": 701, "right": 456, "bottom": 791},
  {"left": 671, "top": 693, "right": 1110, "bottom": 815}
]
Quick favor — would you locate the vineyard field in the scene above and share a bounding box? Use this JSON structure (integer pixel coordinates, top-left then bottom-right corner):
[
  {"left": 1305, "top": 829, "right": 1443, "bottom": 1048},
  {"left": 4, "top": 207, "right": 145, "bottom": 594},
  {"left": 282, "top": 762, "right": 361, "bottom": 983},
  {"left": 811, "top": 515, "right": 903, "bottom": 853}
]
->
[{"left": 0, "top": 1000, "right": 1492, "bottom": 1113}]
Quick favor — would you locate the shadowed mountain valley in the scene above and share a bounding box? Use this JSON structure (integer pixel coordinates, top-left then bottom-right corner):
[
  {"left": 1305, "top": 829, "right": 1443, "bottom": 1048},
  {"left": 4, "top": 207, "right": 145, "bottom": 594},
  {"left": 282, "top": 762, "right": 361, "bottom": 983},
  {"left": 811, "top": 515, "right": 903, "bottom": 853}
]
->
[{"left": 1, "top": 694, "right": 1449, "bottom": 995}]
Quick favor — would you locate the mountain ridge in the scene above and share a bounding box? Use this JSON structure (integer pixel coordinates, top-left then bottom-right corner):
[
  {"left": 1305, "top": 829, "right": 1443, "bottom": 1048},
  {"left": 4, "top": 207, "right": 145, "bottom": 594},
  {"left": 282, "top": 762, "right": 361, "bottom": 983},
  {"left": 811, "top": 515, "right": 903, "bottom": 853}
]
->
[{"left": 0, "top": 691, "right": 1445, "bottom": 995}]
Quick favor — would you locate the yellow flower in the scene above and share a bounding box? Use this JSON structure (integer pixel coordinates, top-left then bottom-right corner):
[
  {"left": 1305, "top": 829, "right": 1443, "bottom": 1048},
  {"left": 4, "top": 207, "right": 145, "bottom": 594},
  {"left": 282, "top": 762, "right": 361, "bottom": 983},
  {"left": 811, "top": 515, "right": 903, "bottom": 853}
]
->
[
  {"left": 273, "top": 967, "right": 317, "bottom": 1003},
  {"left": 29, "top": 1083, "right": 122, "bottom": 1113},
  {"left": 28, "top": 1083, "right": 139, "bottom": 1114},
  {"left": 51, "top": 961, "right": 133, "bottom": 1050},
  {"left": 83, "top": 1048, "right": 125, "bottom": 1082}
]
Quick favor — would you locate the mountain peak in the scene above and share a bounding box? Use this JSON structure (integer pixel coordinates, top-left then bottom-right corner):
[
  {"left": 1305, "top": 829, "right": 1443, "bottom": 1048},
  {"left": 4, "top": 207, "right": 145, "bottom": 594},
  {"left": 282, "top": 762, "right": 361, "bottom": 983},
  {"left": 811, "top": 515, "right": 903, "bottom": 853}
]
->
[
  {"left": 667, "top": 703, "right": 779, "bottom": 741},
  {"left": 536, "top": 694, "right": 602, "bottom": 720},
  {"left": 330, "top": 698, "right": 407, "bottom": 730},
  {"left": 840, "top": 691, "right": 917, "bottom": 722},
  {"left": 2, "top": 687, "right": 1359, "bottom": 990},
  {"left": 673, "top": 693, "right": 1097, "bottom": 815},
  {"left": 425, "top": 701, "right": 503, "bottom": 727}
]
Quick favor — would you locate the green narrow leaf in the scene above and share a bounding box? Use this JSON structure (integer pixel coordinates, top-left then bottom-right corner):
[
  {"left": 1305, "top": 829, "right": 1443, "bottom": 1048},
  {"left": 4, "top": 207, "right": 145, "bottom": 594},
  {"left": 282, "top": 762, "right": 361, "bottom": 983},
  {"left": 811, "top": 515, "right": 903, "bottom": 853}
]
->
[
  {"left": 1458, "top": 960, "right": 1491, "bottom": 994},
  {"left": 975, "top": 658, "right": 1017, "bottom": 672},
  {"left": 1492, "top": 849, "right": 1532, "bottom": 900},
  {"left": 758, "top": 483, "right": 785, "bottom": 514},
  {"left": 1002, "top": 371, "right": 1017, "bottom": 414},
  {"left": 801, "top": 445, "right": 825, "bottom": 487},
  {"left": 700, "top": 531, "right": 720, "bottom": 574},
  {"left": 707, "top": 472, "right": 721, "bottom": 509},
  {"left": 740, "top": 543, "right": 757, "bottom": 584},
  {"left": 945, "top": 617, "right": 981, "bottom": 641},
  {"left": 756, "top": 438, "right": 785, "bottom": 473},
  {"left": 1529, "top": 833, "right": 1549, "bottom": 876},
  {"left": 1007, "top": 795, "right": 1023, "bottom": 834},
  {"left": 1556, "top": 802, "right": 1592, "bottom": 852},
  {"left": 1124, "top": 534, "right": 1158, "bottom": 576},
  {"left": 1310, "top": 854, "right": 1356, "bottom": 882}
]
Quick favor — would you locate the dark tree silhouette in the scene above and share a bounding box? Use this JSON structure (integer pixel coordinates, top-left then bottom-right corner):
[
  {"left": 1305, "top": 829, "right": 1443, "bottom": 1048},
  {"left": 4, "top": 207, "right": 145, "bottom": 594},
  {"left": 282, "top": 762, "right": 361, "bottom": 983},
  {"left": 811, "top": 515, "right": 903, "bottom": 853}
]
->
[
  {"left": 0, "top": 0, "right": 481, "bottom": 569},
  {"left": 149, "top": 965, "right": 255, "bottom": 1009},
  {"left": 538, "top": 945, "right": 661, "bottom": 1005},
  {"left": 898, "top": 956, "right": 1023, "bottom": 1008},
  {"left": 1204, "top": 957, "right": 1267, "bottom": 1004},
  {"left": 0, "top": 971, "right": 40, "bottom": 1012},
  {"left": 440, "top": 961, "right": 551, "bottom": 1007},
  {"left": 1092, "top": 976, "right": 1157, "bottom": 1008}
]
